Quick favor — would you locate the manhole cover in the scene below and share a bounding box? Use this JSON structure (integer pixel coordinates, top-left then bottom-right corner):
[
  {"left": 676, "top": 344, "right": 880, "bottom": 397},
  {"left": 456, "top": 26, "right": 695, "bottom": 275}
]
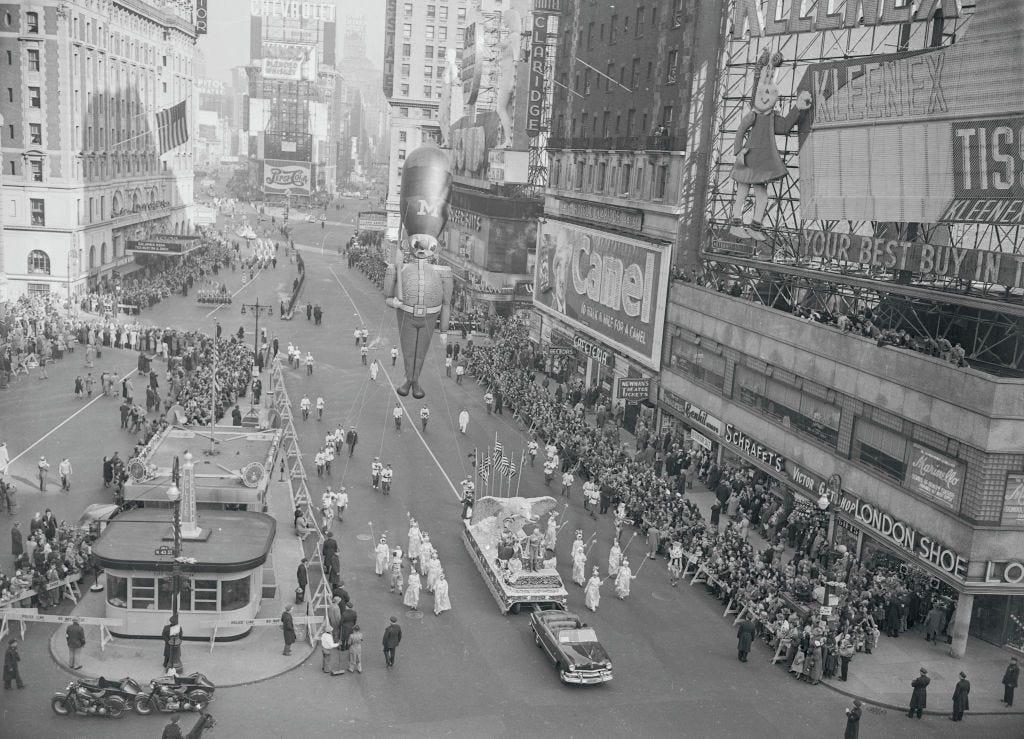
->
[
  {"left": 406, "top": 611, "right": 424, "bottom": 620},
  {"left": 356, "top": 534, "right": 371, "bottom": 541}
]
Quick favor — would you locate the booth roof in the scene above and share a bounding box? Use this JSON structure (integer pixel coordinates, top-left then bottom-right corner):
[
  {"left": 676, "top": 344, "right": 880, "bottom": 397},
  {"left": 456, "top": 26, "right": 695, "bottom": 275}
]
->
[{"left": 92, "top": 509, "right": 276, "bottom": 573}]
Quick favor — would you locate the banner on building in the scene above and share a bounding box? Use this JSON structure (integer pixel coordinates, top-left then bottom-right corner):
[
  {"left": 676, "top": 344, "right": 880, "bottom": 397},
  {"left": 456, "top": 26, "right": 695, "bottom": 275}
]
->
[
  {"left": 488, "top": 149, "right": 529, "bottom": 185},
  {"left": 525, "top": 13, "right": 550, "bottom": 136},
  {"left": 533, "top": 219, "right": 669, "bottom": 370},
  {"left": 156, "top": 100, "right": 189, "bottom": 155},
  {"left": 250, "top": 1, "right": 336, "bottom": 22},
  {"left": 461, "top": 23, "right": 484, "bottom": 106},
  {"left": 263, "top": 132, "right": 312, "bottom": 161},
  {"left": 262, "top": 160, "right": 311, "bottom": 196},
  {"left": 260, "top": 42, "right": 317, "bottom": 81},
  {"left": 904, "top": 442, "right": 965, "bottom": 512}
]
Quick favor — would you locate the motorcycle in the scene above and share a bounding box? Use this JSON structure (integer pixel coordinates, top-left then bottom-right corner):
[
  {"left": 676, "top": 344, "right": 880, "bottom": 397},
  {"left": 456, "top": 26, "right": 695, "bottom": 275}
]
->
[
  {"left": 134, "top": 672, "right": 215, "bottom": 714},
  {"left": 51, "top": 677, "right": 136, "bottom": 718}
]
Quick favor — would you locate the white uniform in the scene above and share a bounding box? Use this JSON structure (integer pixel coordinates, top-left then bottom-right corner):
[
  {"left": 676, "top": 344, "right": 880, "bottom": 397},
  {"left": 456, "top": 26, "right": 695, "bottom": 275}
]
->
[
  {"left": 433, "top": 576, "right": 451, "bottom": 616},
  {"left": 374, "top": 541, "right": 389, "bottom": 576}
]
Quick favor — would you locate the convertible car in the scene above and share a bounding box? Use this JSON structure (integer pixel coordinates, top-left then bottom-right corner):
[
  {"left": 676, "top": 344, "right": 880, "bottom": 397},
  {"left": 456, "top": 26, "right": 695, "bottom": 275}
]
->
[{"left": 530, "top": 610, "right": 613, "bottom": 685}]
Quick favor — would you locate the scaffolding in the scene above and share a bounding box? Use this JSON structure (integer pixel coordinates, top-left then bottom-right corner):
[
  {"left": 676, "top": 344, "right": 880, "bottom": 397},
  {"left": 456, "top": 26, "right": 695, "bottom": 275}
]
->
[{"left": 697, "top": 2, "right": 1024, "bottom": 374}]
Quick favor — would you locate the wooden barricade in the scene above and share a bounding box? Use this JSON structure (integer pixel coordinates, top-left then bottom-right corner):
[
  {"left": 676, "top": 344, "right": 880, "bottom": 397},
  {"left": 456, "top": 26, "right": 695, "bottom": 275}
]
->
[
  {"left": 201, "top": 614, "right": 324, "bottom": 653},
  {"left": 0, "top": 608, "right": 121, "bottom": 651}
]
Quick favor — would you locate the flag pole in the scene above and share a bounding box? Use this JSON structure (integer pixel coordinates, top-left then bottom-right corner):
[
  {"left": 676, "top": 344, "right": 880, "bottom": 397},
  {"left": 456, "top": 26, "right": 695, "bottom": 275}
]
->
[{"left": 514, "top": 449, "right": 525, "bottom": 497}]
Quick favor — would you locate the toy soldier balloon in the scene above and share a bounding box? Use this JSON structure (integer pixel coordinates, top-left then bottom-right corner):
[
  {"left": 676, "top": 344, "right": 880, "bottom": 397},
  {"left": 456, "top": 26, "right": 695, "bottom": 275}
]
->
[{"left": 384, "top": 146, "right": 455, "bottom": 399}]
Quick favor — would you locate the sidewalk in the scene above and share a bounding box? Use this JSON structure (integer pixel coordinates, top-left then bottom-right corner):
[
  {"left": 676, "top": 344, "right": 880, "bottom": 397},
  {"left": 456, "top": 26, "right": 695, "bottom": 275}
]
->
[
  {"left": 681, "top": 483, "right": 1023, "bottom": 716},
  {"left": 47, "top": 476, "right": 318, "bottom": 688}
]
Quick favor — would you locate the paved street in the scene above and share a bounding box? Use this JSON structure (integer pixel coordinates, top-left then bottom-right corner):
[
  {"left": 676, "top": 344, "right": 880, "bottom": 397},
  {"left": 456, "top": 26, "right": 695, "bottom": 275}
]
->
[{"left": 2, "top": 206, "right": 1020, "bottom": 737}]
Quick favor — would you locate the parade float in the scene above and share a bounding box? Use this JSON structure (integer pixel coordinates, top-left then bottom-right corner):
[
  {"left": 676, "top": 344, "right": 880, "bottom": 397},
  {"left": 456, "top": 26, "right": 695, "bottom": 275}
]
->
[{"left": 462, "top": 496, "right": 568, "bottom": 614}]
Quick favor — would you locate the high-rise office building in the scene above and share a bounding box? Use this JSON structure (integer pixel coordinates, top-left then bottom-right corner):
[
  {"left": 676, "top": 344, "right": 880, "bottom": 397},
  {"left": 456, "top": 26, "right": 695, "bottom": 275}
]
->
[{"left": 0, "top": 0, "right": 197, "bottom": 300}]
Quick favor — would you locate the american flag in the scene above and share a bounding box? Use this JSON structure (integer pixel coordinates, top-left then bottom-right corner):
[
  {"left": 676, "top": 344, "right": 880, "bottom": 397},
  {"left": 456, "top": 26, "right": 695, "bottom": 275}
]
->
[
  {"left": 507, "top": 458, "right": 518, "bottom": 478},
  {"left": 156, "top": 100, "right": 189, "bottom": 154},
  {"left": 481, "top": 451, "right": 491, "bottom": 474},
  {"left": 492, "top": 439, "right": 503, "bottom": 466},
  {"left": 498, "top": 455, "right": 511, "bottom": 475}
]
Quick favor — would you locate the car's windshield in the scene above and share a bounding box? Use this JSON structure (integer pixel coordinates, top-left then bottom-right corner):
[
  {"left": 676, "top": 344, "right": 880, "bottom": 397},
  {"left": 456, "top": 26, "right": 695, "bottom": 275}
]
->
[{"left": 558, "top": 628, "right": 597, "bottom": 644}]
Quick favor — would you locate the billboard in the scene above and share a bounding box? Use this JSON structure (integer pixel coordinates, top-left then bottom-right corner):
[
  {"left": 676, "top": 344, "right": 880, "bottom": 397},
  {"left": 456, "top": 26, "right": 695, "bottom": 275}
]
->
[
  {"left": 250, "top": 1, "right": 335, "bottom": 22},
  {"left": 798, "top": 2, "right": 1024, "bottom": 224},
  {"left": 533, "top": 219, "right": 669, "bottom": 370},
  {"left": 357, "top": 211, "right": 387, "bottom": 232},
  {"left": 904, "top": 442, "right": 965, "bottom": 512},
  {"left": 451, "top": 112, "right": 501, "bottom": 187},
  {"left": 488, "top": 149, "right": 529, "bottom": 185},
  {"left": 262, "top": 159, "right": 311, "bottom": 195},
  {"left": 263, "top": 132, "right": 312, "bottom": 162},
  {"left": 461, "top": 22, "right": 484, "bottom": 106},
  {"left": 260, "top": 42, "right": 317, "bottom": 81}
]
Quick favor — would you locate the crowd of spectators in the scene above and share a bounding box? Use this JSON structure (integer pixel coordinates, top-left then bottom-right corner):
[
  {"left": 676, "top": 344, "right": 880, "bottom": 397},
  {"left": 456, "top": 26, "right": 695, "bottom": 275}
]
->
[
  {"left": 1, "top": 510, "right": 97, "bottom": 610},
  {"left": 466, "top": 317, "right": 958, "bottom": 684}
]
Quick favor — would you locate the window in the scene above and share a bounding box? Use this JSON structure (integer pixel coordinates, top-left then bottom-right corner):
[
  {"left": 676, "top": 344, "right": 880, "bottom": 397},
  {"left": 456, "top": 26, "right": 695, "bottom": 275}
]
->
[
  {"left": 673, "top": 0, "right": 684, "bottom": 27},
  {"left": 438, "top": 45, "right": 446, "bottom": 59},
  {"left": 400, "top": 83, "right": 409, "bottom": 96},
  {"left": 130, "top": 577, "right": 156, "bottom": 610},
  {"left": 439, "top": 6, "right": 448, "bottom": 21},
  {"left": 596, "top": 162, "right": 607, "bottom": 192},
  {"left": 399, "top": 106, "right": 409, "bottom": 116},
  {"left": 26, "top": 11, "right": 39, "bottom": 33},
  {"left": 6, "top": 87, "right": 11, "bottom": 102},
  {"left": 636, "top": 7, "right": 645, "bottom": 36},
  {"left": 662, "top": 105, "right": 675, "bottom": 127},
  {"left": 157, "top": 576, "right": 190, "bottom": 612},
  {"left": 26, "top": 282, "right": 50, "bottom": 296},
  {"left": 28, "top": 86, "right": 41, "bottom": 107},
  {"left": 852, "top": 418, "right": 907, "bottom": 481},
  {"left": 621, "top": 163, "right": 632, "bottom": 194},
  {"left": 734, "top": 365, "right": 841, "bottom": 447},
  {"left": 404, "top": 2, "right": 414, "bottom": 14},
  {"left": 192, "top": 579, "right": 218, "bottom": 611},
  {"left": 670, "top": 336, "right": 726, "bottom": 391},
  {"left": 30, "top": 198, "right": 45, "bottom": 226},
  {"left": 27, "top": 249, "right": 50, "bottom": 274},
  {"left": 106, "top": 574, "right": 128, "bottom": 608},
  {"left": 427, "top": 4, "right": 436, "bottom": 19},
  {"left": 402, "top": 43, "right": 411, "bottom": 57},
  {"left": 666, "top": 50, "right": 679, "bottom": 84},
  {"left": 403, "top": 23, "right": 413, "bottom": 39},
  {"left": 424, "top": 65, "right": 433, "bottom": 78},
  {"left": 610, "top": 15, "right": 618, "bottom": 42},
  {"left": 398, "top": 148, "right": 406, "bottom": 160},
  {"left": 425, "top": 45, "right": 433, "bottom": 58},
  {"left": 584, "top": 70, "right": 591, "bottom": 95},
  {"left": 438, "top": 27, "right": 447, "bottom": 41},
  {"left": 29, "top": 159, "right": 42, "bottom": 182},
  {"left": 399, "top": 130, "right": 407, "bottom": 142},
  {"left": 587, "top": 22, "right": 594, "bottom": 50},
  {"left": 221, "top": 576, "right": 250, "bottom": 611},
  {"left": 627, "top": 109, "right": 636, "bottom": 135},
  {"left": 654, "top": 164, "right": 669, "bottom": 199},
  {"left": 457, "top": 7, "right": 466, "bottom": 21},
  {"left": 27, "top": 48, "right": 40, "bottom": 71},
  {"left": 401, "top": 63, "right": 411, "bottom": 77},
  {"left": 631, "top": 59, "right": 640, "bottom": 88},
  {"left": 423, "top": 85, "right": 432, "bottom": 97},
  {"left": 426, "top": 26, "right": 435, "bottom": 40},
  {"left": 574, "top": 161, "right": 584, "bottom": 189}
]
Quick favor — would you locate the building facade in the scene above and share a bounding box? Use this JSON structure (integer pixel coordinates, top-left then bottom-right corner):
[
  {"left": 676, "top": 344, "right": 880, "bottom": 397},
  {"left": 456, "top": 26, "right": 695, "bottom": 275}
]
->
[
  {"left": 664, "top": 0, "right": 1024, "bottom": 656},
  {"left": 0, "top": 0, "right": 197, "bottom": 301},
  {"left": 245, "top": 1, "right": 340, "bottom": 202},
  {"left": 534, "top": 0, "right": 724, "bottom": 423},
  {"left": 382, "top": 0, "right": 469, "bottom": 238}
]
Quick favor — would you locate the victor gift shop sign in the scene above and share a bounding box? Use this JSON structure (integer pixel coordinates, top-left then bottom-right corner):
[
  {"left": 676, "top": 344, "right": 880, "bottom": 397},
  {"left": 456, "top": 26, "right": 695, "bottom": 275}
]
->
[
  {"left": 533, "top": 219, "right": 669, "bottom": 370},
  {"left": 837, "top": 493, "right": 968, "bottom": 581}
]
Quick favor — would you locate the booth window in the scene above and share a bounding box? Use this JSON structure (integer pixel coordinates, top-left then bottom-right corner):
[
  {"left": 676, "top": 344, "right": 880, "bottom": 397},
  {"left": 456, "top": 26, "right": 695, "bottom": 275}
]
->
[
  {"left": 106, "top": 574, "right": 128, "bottom": 608},
  {"left": 220, "top": 576, "right": 250, "bottom": 611},
  {"left": 670, "top": 336, "right": 725, "bottom": 391},
  {"left": 131, "top": 577, "right": 156, "bottom": 610},
  {"left": 192, "top": 579, "right": 218, "bottom": 611},
  {"left": 852, "top": 417, "right": 907, "bottom": 481}
]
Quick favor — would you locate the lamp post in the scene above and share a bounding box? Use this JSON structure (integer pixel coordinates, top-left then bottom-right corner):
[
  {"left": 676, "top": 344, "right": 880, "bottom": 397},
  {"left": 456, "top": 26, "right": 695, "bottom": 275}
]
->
[
  {"left": 67, "top": 249, "right": 79, "bottom": 311},
  {"left": 817, "top": 489, "right": 839, "bottom": 618},
  {"left": 166, "top": 457, "right": 183, "bottom": 623},
  {"left": 240, "top": 298, "right": 273, "bottom": 374}
]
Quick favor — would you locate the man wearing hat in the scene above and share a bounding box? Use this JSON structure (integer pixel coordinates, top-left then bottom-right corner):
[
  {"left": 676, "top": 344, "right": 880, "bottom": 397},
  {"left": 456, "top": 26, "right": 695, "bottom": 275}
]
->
[
  {"left": 382, "top": 615, "right": 402, "bottom": 668},
  {"left": 37, "top": 456, "right": 50, "bottom": 491},
  {"left": 908, "top": 667, "right": 930, "bottom": 719},
  {"left": 844, "top": 699, "right": 862, "bottom": 739},
  {"left": 951, "top": 670, "right": 970, "bottom": 721},
  {"left": 161, "top": 714, "right": 184, "bottom": 739},
  {"left": 1003, "top": 656, "right": 1020, "bottom": 706},
  {"left": 65, "top": 618, "right": 86, "bottom": 670}
]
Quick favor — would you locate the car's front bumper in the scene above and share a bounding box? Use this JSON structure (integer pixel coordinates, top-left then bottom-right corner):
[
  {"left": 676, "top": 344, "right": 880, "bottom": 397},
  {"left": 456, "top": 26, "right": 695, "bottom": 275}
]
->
[{"left": 560, "top": 669, "right": 613, "bottom": 685}]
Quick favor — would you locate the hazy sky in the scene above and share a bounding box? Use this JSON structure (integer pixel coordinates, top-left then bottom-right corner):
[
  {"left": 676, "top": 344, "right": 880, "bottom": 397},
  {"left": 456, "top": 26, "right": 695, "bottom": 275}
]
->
[{"left": 196, "top": 0, "right": 385, "bottom": 82}]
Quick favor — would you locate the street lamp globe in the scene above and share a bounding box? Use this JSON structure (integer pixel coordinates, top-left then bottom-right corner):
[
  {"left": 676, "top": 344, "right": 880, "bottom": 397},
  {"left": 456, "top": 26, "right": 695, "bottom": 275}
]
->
[
  {"left": 817, "top": 493, "right": 829, "bottom": 511},
  {"left": 166, "top": 483, "right": 181, "bottom": 503}
]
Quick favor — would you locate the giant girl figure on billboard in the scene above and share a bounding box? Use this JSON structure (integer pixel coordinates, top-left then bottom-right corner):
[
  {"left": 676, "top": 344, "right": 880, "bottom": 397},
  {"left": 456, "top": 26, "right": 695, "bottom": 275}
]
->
[
  {"left": 728, "top": 50, "right": 811, "bottom": 242},
  {"left": 384, "top": 146, "right": 454, "bottom": 399}
]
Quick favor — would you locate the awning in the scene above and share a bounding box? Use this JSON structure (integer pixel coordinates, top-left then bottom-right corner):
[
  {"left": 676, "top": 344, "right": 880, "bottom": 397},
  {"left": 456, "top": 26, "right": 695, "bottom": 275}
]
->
[
  {"left": 115, "top": 261, "right": 147, "bottom": 277},
  {"left": 126, "top": 234, "right": 202, "bottom": 256}
]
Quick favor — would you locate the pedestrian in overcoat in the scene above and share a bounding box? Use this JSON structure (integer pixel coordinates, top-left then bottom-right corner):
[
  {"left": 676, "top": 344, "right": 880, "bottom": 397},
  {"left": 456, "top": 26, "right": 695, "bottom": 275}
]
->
[
  {"left": 951, "top": 671, "right": 970, "bottom": 721},
  {"left": 907, "top": 667, "right": 930, "bottom": 719},
  {"left": 281, "top": 605, "right": 296, "bottom": 655},
  {"left": 844, "top": 699, "right": 862, "bottom": 739},
  {"left": 736, "top": 616, "right": 755, "bottom": 662},
  {"left": 1002, "top": 657, "right": 1019, "bottom": 706}
]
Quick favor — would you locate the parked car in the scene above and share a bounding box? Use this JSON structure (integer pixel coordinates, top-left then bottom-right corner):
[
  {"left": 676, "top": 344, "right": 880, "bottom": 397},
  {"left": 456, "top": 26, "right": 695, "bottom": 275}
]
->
[
  {"left": 529, "top": 610, "right": 612, "bottom": 684},
  {"left": 77, "top": 503, "right": 120, "bottom": 539}
]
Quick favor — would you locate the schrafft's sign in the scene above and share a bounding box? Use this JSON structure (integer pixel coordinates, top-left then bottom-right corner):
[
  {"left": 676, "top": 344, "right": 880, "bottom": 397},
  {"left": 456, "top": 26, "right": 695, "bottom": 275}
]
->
[
  {"left": 525, "top": 13, "right": 550, "bottom": 136},
  {"left": 798, "top": 2, "right": 1024, "bottom": 226},
  {"left": 722, "top": 424, "right": 785, "bottom": 473},
  {"left": 730, "top": 0, "right": 959, "bottom": 39},
  {"left": 837, "top": 492, "right": 968, "bottom": 580},
  {"left": 533, "top": 219, "right": 669, "bottom": 369}
]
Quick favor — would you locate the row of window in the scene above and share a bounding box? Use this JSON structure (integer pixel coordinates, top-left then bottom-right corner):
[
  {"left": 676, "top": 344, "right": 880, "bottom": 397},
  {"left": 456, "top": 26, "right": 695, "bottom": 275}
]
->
[
  {"left": 5, "top": 47, "right": 41, "bottom": 70},
  {"left": 551, "top": 156, "right": 672, "bottom": 201},
  {"left": 564, "top": 51, "right": 682, "bottom": 98},
  {"left": 26, "top": 243, "right": 121, "bottom": 275},
  {"left": 3, "top": 10, "right": 39, "bottom": 33},
  {"left": 400, "top": 63, "right": 448, "bottom": 79},
  {"left": 402, "top": 24, "right": 462, "bottom": 43},
  {"left": 401, "top": 44, "right": 461, "bottom": 62},
  {"left": 107, "top": 574, "right": 251, "bottom": 613},
  {"left": 556, "top": 104, "right": 675, "bottom": 140},
  {"left": 564, "top": 0, "right": 686, "bottom": 54},
  {"left": 402, "top": 3, "right": 467, "bottom": 21},
  {"left": 668, "top": 334, "right": 951, "bottom": 491},
  {"left": 7, "top": 151, "right": 167, "bottom": 181},
  {"left": 396, "top": 83, "right": 444, "bottom": 100}
]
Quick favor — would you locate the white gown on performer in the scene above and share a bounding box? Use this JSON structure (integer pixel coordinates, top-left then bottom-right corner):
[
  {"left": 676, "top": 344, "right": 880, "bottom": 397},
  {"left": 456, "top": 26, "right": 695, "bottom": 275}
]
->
[
  {"left": 408, "top": 524, "right": 422, "bottom": 563},
  {"left": 572, "top": 551, "right": 587, "bottom": 586},
  {"left": 571, "top": 537, "right": 585, "bottom": 560},
  {"left": 608, "top": 543, "right": 622, "bottom": 577},
  {"left": 544, "top": 517, "right": 558, "bottom": 551},
  {"left": 418, "top": 539, "right": 434, "bottom": 575},
  {"left": 615, "top": 562, "right": 635, "bottom": 599},
  {"left": 584, "top": 574, "right": 601, "bottom": 612},
  {"left": 426, "top": 555, "right": 442, "bottom": 592},
  {"left": 433, "top": 575, "right": 451, "bottom": 615},
  {"left": 404, "top": 571, "right": 421, "bottom": 609},
  {"left": 374, "top": 542, "right": 389, "bottom": 576}
]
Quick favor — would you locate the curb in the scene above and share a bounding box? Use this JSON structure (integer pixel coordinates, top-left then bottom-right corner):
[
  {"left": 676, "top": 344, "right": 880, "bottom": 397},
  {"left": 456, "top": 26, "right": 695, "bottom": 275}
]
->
[{"left": 818, "top": 675, "right": 1024, "bottom": 716}]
